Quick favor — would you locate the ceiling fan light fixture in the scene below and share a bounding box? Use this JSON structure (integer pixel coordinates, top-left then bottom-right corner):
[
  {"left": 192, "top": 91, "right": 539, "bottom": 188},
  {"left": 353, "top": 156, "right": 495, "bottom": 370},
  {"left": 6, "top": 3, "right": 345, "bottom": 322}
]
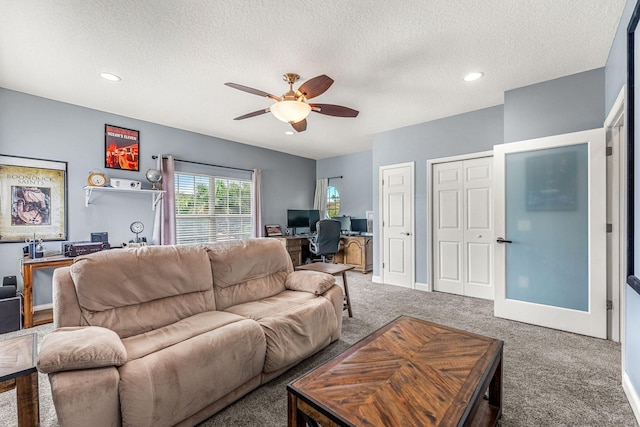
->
[{"left": 270, "top": 100, "right": 311, "bottom": 124}]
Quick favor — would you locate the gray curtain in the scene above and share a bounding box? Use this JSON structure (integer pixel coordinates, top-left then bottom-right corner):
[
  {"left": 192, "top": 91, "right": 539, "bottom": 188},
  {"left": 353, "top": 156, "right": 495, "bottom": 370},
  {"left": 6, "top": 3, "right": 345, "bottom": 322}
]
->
[
  {"left": 252, "top": 168, "right": 263, "bottom": 237},
  {"left": 152, "top": 155, "right": 176, "bottom": 245},
  {"left": 314, "top": 178, "right": 329, "bottom": 219}
]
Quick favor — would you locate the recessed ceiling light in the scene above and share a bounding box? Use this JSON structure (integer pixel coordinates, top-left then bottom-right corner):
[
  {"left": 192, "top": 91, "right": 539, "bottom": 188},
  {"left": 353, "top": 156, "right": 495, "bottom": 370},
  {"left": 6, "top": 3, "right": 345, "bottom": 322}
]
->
[
  {"left": 464, "top": 72, "right": 484, "bottom": 82},
  {"left": 285, "top": 131, "right": 295, "bottom": 135},
  {"left": 99, "top": 72, "right": 121, "bottom": 82}
]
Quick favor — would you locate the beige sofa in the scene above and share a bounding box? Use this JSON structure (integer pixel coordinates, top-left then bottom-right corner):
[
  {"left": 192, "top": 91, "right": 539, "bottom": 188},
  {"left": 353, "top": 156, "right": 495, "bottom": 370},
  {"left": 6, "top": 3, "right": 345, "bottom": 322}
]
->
[{"left": 36, "top": 238, "right": 343, "bottom": 427}]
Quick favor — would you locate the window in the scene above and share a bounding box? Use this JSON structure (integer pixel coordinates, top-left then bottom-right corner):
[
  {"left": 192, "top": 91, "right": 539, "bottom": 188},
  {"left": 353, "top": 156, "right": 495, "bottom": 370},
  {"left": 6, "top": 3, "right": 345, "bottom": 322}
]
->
[
  {"left": 327, "top": 186, "right": 340, "bottom": 217},
  {"left": 174, "top": 172, "right": 253, "bottom": 245}
]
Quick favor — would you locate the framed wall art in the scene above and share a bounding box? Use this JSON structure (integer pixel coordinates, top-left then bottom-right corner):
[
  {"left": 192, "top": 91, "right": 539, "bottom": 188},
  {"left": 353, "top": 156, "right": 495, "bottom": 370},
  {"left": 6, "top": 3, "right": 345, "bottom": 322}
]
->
[
  {"left": 0, "top": 155, "right": 68, "bottom": 242},
  {"left": 265, "top": 224, "right": 283, "bottom": 237},
  {"left": 105, "top": 124, "right": 140, "bottom": 171}
]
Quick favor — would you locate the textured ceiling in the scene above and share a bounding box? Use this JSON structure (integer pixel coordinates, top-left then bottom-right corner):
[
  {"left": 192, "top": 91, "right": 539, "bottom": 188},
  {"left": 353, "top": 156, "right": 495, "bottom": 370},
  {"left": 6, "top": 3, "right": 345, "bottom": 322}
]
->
[{"left": 0, "top": 1, "right": 626, "bottom": 160}]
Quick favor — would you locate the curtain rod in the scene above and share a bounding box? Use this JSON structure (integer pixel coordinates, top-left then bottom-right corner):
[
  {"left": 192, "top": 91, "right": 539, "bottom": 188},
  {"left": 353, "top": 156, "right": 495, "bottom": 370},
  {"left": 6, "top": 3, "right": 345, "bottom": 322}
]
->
[{"left": 152, "top": 155, "right": 254, "bottom": 173}]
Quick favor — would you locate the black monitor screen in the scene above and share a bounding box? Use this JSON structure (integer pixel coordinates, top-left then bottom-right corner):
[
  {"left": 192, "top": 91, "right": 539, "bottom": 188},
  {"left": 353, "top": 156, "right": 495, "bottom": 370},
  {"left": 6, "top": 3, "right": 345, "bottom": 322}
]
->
[
  {"left": 287, "top": 210, "right": 309, "bottom": 228},
  {"left": 351, "top": 218, "right": 368, "bottom": 233},
  {"left": 336, "top": 216, "right": 351, "bottom": 232}
]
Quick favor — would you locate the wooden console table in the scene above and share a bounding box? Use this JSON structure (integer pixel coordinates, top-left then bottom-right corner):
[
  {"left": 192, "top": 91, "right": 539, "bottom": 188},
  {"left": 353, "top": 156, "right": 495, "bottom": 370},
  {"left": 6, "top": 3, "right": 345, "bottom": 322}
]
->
[{"left": 20, "top": 255, "right": 75, "bottom": 328}]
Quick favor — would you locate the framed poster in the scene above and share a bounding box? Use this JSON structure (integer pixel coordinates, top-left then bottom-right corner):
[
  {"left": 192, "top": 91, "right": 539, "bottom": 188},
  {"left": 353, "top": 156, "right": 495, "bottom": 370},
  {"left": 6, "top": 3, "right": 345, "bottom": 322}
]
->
[
  {"left": 105, "top": 124, "right": 140, "bottom": 171},
  {"left": 0, "top": 155, "right": 68, "bottom": 242}
]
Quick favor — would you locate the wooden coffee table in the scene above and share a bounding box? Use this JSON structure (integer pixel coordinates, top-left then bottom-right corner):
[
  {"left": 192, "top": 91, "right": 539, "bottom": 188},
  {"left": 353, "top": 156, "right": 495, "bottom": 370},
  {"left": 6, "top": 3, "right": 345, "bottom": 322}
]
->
[
  {"left": 295, "top": 262, "right": 354, "bottom": 317},
  {"left": 0, "top": 333, "right": 39, "bottom": 426},
  {"left": 287, "top": 316, "right": 503, "bottom": 427}
]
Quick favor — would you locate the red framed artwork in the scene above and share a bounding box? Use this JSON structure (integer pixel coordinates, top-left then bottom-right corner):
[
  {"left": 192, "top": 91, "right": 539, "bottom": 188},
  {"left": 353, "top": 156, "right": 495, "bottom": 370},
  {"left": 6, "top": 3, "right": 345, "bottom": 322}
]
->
[{"left": 105, "top": 124, "right": 140, "bottom": 171}]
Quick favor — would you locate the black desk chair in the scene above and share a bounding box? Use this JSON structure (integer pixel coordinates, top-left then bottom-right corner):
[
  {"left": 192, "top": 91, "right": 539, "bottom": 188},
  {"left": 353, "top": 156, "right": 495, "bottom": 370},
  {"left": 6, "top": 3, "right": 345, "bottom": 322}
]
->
[{"left": 309, "top": 219, "right": 341, "bottom": 263}]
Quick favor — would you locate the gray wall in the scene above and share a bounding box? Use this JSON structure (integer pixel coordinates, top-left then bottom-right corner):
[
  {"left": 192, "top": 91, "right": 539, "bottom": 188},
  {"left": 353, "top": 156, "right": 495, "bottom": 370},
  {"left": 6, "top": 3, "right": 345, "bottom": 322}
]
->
[
  {"left": 0, "top": 88, "right": 316, "bottom": 303},
  {"left": 504, "top": 68, "right": 605, "bottom": 143},
  {"left": 372, "top": 105, "right": 505, "bottom": 283},
  {"left": 316, "top": 151, "right": 372, "bottom": 219}
]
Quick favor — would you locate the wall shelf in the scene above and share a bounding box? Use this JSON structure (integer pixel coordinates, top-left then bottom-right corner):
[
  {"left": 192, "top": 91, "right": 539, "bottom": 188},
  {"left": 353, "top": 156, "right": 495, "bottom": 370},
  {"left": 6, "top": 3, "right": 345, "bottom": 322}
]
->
[{"left": 84, "top": 186, "right": 165, "bottom": 210}]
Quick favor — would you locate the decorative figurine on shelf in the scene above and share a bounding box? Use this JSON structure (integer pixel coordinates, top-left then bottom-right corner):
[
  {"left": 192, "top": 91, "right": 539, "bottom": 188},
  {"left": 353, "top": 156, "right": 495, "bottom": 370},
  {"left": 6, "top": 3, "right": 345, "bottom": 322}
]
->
[{"left": 145, "top": 169, "right": 162, "bottom": 190}]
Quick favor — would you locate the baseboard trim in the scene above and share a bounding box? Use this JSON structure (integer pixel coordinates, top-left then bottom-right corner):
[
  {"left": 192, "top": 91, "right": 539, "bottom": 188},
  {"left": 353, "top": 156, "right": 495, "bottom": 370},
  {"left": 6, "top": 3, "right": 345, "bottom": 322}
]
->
[
  {"left": 34, "top": 303, "right": 53, "bottom": 311},
  {"left": 372, "top": 275, "right": 382, "bottom": 284},
  {"left": 415, "top": 282, "right": 430, "bottom": 292},
  {"left": 623, "top": 372, "right": 640, "bottom": 423}
]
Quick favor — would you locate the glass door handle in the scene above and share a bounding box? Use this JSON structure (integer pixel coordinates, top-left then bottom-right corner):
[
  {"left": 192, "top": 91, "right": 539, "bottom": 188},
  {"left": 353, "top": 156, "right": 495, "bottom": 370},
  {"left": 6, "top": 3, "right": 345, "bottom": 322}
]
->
[{"left": 496, "top": 237, "right": 513, "bottom": 244}]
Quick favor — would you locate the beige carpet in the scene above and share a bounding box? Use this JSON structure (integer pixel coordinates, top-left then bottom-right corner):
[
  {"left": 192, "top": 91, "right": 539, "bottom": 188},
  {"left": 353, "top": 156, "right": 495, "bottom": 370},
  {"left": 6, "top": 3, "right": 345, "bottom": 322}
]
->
[{"left": 1, "top": 272, "right": 637, "bottom": 426}]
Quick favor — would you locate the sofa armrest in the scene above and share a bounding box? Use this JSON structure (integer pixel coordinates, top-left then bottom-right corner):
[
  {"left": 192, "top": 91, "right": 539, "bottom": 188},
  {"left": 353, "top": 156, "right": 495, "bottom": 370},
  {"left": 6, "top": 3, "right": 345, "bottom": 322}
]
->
[
  {"left": 285, "top": 270, "right": 335, "bottom": 295},
  {"left": 37, "top": 326, "right": 127, "bottom": 374}
]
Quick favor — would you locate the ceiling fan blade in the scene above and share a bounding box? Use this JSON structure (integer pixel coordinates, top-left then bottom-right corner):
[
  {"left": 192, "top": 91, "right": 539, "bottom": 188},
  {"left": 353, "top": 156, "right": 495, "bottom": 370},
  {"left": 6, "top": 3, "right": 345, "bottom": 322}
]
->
[
  {"left": 309, "top": 104, "right": 359, "bottom": 117},
  {"left": 291, "top": 119, "right": 307, "bottom": 132},
  {"left": 225, "top": 82, "right": 280, "bottom": 101},
  {"left": 296, "top": 75, "right": 334, "bottom": 100},
  {"left": 233, "top": 108, "right": 270, "bottom": 120}
]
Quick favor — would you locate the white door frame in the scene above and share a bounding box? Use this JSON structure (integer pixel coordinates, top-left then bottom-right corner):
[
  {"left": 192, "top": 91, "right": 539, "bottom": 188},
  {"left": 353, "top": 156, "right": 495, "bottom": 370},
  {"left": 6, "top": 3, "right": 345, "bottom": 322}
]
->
[
  {"left": 426, "top": 151, "right": 493, "bottom": 292},
  {"left": 378, "top": 162, "right": 415, "bottom": 288},
  {"left": 604, "top": 86, "right": 626, "bottom": 344}
]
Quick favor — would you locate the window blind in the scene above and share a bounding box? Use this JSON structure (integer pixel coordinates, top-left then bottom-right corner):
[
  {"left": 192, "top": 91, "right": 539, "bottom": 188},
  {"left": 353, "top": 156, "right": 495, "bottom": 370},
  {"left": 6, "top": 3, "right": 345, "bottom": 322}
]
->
[{"left": 175, "top": 172, "right": 253, "bottom": 245}]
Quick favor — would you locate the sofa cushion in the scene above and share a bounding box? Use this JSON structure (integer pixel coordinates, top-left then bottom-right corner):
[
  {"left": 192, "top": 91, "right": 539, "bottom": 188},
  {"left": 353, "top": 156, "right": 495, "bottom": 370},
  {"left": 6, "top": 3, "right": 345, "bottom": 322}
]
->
[
  {"left": 121, "top": 310, "right": 247, "bottom": 360},
  {"left": 118, "top": 318, "right": 266, "bottom": 427},
  {"left": 70, "top": 245, "right": 216, "bottom": 338},
  {"left": 206, "top": 238, "right": 292, "bottom": 310},
  {"left": 285, "top": 270, "right": 335, "bottom": 295},
  {"left": 37, "top": 326, "right": 126, "bottom": 373},
  {"left": 225, "top": 290, "right": 338, "bottom": 373}
]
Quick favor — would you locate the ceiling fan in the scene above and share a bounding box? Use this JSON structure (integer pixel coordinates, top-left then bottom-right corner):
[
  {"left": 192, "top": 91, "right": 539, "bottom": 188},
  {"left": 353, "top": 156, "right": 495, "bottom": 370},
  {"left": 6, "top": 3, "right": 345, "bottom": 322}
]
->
[{"left": 224, "top": 73, "right": 359, "bottom": 133}]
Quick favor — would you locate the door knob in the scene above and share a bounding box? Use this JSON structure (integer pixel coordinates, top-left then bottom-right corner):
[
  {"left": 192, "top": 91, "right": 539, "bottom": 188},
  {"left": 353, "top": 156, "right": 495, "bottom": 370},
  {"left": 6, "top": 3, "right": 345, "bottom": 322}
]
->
[
  {"left": 403, "top": 232, "right": 410, "bottom": 236},
  {"left": 496, "top": 237, "right": 512, "bottom": 244}
]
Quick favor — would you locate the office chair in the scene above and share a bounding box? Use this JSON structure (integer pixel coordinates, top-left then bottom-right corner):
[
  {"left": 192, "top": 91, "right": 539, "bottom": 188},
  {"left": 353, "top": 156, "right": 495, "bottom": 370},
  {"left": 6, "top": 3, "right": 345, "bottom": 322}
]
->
[{"left": 308, "top": 219, "right": 342, "bottom": 263}]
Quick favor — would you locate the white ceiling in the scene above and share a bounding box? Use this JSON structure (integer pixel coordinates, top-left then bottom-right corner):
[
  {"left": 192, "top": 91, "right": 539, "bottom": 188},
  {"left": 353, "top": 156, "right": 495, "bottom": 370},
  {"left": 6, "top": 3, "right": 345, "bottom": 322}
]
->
[{"left": 0, "top": 1, "right": 626, "bottom": 160}]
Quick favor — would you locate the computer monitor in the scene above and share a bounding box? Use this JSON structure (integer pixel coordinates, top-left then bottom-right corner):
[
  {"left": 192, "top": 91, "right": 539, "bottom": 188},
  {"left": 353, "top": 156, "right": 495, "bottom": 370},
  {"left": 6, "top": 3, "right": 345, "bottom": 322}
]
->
[
  {"left": 308, "top": 210, "right": 320, "bottom": 233},
  {"left": 350, "top": 218, "right": 367, "bottom": 233},
  {"left": 287, "top": 210, "right": 309, "bottom": 230},
  {"left": 335, "top": 216, "right": 351, "bottom": 232}
]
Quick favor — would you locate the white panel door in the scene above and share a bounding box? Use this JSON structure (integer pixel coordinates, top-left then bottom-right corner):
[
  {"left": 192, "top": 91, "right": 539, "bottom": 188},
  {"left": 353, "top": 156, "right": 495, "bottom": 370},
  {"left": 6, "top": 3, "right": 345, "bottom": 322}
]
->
[
  {"left": 433, "top": 157, "right": 493, "bottom": 299},
  {"left": 433, "top": 162, "right": 463, "bottom": 294},
  {"left": 382, "top": 164, "right": 413, "bottom": 288},
  {"left": 463, "top": 157, "right": 494, "bottom": 299}
]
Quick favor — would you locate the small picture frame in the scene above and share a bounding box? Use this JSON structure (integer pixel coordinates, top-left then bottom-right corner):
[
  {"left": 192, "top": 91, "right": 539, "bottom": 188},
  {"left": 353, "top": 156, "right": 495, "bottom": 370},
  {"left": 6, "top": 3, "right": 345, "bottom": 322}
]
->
[
  {"left": 265, "top": 224, "right": 283, "bottom": 237},
  {"left": 105, "top": 124, "right": 140, "bottom": 171}
]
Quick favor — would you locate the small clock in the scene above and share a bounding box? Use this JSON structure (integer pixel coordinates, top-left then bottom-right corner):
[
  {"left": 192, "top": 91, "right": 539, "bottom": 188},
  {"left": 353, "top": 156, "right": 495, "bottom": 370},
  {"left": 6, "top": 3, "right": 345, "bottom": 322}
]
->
[
  {"left": 87, "top": 171, "right": 107, "bottom": 187},
  {"left": 130, "top": 221, "right": 144, "bottom": 243}
]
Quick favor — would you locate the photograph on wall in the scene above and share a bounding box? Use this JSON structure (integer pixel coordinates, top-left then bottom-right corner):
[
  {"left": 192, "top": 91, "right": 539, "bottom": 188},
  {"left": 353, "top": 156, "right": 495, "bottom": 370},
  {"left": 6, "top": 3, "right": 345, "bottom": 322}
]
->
[
  {"left": 0, "top": 155, "right": 67, "bottom": 242},
  {"left": 105, "top": 124, "right": 140, "bottom": 171}
]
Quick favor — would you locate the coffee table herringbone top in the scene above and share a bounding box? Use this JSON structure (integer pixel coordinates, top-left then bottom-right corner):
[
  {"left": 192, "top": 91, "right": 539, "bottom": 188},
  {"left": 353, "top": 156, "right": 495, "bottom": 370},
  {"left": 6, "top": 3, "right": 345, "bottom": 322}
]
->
[{"left": 287, "top": 316, "right": 503, "bottom": 427}]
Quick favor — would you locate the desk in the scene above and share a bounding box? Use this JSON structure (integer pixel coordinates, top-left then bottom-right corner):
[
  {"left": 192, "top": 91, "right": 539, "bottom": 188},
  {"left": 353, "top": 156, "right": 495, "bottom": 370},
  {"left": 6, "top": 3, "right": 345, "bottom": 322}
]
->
[
  {"left": 274, "top": 236, "right": 310, "bottom": 267},
  {"left": 20, "top": 255, "right": 75, "bottom": 328},
  {"left": 335, "top": 235, "right": 373, "bottom": 273},
  {"left": 275, "top": 235, "right": 373, "bottom": 271}
]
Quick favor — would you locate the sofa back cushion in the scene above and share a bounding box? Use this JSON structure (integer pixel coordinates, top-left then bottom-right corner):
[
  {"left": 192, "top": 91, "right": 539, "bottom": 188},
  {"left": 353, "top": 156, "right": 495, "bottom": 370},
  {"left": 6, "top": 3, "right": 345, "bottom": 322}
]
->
[
  {"left": 70, "top": 245, "right": 215, "bottom": 338},
  {"left": 205, "top": 238, "right": 293, "bottom": 310}
]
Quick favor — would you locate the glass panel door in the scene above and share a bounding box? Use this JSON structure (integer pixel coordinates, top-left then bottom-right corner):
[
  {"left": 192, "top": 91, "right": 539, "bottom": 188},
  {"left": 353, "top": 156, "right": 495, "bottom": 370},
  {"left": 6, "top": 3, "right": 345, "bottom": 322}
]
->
[{"left": 493, "top": 129, "right": 606, "bottom": 338}]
